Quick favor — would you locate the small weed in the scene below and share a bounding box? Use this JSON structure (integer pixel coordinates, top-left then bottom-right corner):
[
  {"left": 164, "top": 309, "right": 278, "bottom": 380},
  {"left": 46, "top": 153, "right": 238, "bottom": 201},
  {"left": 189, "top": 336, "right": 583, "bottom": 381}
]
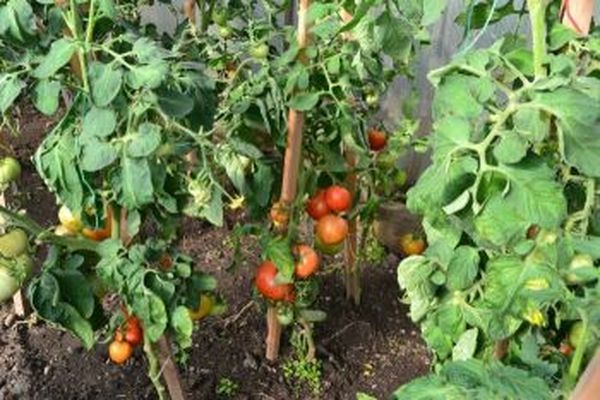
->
[
  {"left": 282, "top": 328, "right": 323, "bottom": 395},
  {"left": 216, "top": 377, "right": 239, "bottom": 398}
]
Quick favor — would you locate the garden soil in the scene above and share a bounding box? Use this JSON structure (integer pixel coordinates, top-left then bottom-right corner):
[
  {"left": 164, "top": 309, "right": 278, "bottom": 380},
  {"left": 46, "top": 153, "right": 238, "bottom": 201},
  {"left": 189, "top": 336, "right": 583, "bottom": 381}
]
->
[{"left": 0, "top": 106, "right": 430, "bottom": 400}]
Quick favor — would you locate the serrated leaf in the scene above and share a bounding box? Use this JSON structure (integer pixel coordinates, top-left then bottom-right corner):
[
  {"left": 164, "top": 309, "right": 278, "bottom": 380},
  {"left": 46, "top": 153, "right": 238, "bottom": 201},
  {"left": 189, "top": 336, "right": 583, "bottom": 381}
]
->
[
  {"left": 200, "top": 186, "right": 223, "bottom": 227},
  {"left": 493, "top": 130, "right": 528, "bottom": 164},
  {"left": 157, "top": 88, "right": 194, "bottom": 118},
  {"left": 171, "top": 306, "right": 193, "bottom": 350}
]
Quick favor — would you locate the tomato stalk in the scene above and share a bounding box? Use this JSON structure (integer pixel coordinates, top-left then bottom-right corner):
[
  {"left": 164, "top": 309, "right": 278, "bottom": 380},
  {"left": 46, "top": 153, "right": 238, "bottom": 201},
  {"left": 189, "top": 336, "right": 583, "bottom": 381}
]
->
[
  {"left": 67, "top": 0, "right": 91, "bottom": 92},
  {"left": 565, "top": 319, "right": 589, "bottom": 391},
  {"left": 144, "top": 337, "right": 167, "bottom": 400}
]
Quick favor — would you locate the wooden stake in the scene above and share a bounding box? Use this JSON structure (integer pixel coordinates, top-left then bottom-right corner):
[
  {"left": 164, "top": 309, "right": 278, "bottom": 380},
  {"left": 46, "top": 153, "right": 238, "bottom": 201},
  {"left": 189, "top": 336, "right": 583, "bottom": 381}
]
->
[
  {"left": 571, "top": 347, "right": 600, "bottom": 400},
  {"left": 265, "top": 0, "right": 311, "bottom": 362},
  {"left": 343, "top": 151, "right": 361, "bottom": 305},
  {"left": 560, "top": 0, "right": 594, "bottom": 36},
  {"left": 157, "top": 336, "right": 186, "bottom": 400}
]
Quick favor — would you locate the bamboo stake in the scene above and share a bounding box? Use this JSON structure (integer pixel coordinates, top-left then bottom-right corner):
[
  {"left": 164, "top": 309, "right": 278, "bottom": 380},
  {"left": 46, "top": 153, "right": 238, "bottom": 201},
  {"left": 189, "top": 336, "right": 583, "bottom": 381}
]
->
[{"left": 265, "top": 0, "right": 311, "bottom": 362}]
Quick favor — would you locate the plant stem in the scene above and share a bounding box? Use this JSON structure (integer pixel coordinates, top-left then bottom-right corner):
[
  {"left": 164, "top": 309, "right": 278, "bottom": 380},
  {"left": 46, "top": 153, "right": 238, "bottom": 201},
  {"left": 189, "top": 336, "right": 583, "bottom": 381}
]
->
[
  {"left": 566, "top": 320, "right": 589, "bottom": 391},
  {"left": 144, "top": 339, "right": 167, "bottom": 400},
  {"left": 68, "top": 0, "right": 90, "bottom": 92},
  {"left": 527, "top": 0, "right": 548, "bottom": 79}
]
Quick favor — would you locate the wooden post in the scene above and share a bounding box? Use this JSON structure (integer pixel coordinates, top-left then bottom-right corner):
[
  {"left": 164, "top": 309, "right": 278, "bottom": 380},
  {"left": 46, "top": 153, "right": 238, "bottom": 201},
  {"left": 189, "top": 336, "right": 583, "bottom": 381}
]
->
[
  {"left": 560, "top": 0, "right": 594, "bottom": 36},
  {"left": 265, "top": 0, "right": 311, "bottom": 362},
  {"left": 339, "top": 9, "right": 361, "bottom": 305},
  {"left": 157, "top": 336, "right": 186, "bottom": 400},
  {"left": 343, "top": 152, "right": 361, "bottom": 305}
]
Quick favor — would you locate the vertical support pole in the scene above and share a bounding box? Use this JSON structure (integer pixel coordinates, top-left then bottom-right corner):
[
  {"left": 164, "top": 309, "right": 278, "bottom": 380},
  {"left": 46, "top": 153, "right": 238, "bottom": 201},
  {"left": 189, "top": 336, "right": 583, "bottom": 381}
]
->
[{"left": 265, "top": 0, "right": 311, "bottom": 362}]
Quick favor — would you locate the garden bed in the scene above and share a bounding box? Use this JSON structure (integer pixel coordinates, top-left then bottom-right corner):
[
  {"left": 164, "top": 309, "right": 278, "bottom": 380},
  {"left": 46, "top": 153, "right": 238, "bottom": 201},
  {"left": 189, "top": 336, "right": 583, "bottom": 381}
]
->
[{"left": 0, "top": 108, "right": 430, "bottom": 399}]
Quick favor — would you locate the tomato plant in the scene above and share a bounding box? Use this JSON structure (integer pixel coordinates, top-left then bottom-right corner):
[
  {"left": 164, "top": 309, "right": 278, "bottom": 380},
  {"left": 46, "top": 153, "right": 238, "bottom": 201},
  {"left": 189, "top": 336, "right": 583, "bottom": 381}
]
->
[{"left": 397, "top": 0, "right": 599, "bottom": 395}]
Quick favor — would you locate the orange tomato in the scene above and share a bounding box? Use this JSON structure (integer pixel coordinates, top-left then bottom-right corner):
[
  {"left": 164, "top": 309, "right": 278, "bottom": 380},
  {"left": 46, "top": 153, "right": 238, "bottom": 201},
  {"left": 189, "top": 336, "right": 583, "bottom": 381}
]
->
[
  {"left": 293, "top": 244, "right": 320, "bottom": 279},
  {"left": 316, "top": 214, "right": 349, "bottom": 246},
  {"left": 399, "top": 233, "right": 426, "bottom": 256},
  {"left": 108, "top": 340, "right": 133, "bottom": 365}
]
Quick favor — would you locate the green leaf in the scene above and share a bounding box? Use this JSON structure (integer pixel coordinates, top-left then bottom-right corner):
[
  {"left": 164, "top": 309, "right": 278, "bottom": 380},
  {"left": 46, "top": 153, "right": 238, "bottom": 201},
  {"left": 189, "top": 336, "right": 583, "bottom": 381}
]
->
[
  {"left": 80, "top": 138, "right": 118, "bottom": 172},
  {"left": 532, "top": 87, "right": 600, "bottom": 177},
  {"left": 200, "top": 186, "right": 223, "bottom": 227},
  {"left": 0, "top": 74, "right": 25, "bottom": 113},
  {"left": 432, "top": 116, "right": 473, "bottom": 163},
  {"left": 298, "top": 309, "right": 327, "bottom": 322},
  {"left": 89, "top": 62, "right": 122, "bottom": 107},
  {"left": 452, "top": 328, "right": 478, "bottom": 361},
  {"left": 265, "top": 236, "right": 295, "bottom": 282},
  {"left": 171, "top": 306, "right": 193, "bottom": 350},
  {"left": 447, "top": 246, "right": 479, "bottom": 290},
  {"left": 126, "top": 123, "right": 162, "bottom": 158},
  {"left": 398, "top": 255, "right": 436, "bottom": 321},
  {"left": 53, "top": 269, "right": 95, "bottom": 319},
  {"left": 126, "top": 62, "right": 169, "bottom": 89},
  {"left": 29, "top": 273, "right": 95, "bottom": 349},
  {"left": 119, "top": 157, "right": 154, "bottom": 209},
  {"left": 157, "top": 88, "right": 194, "bottom": 118},
  {"left": 82, "top": 107, "right": 117, "bottom": 139},
  {"left": 288, "top": 92, "right": 320, "bottom": 111},
  {"left": 33, "top": 80, "right": 61, "bottom": 116},
  {"left": 132, "top": 290, "right": 167, "bottom": 342},
  {"left": 493, "top": 131, "right": 528, "bottom": 164},
  {"left": 33, "top": 38, "right": 78, "bottom": 79}
]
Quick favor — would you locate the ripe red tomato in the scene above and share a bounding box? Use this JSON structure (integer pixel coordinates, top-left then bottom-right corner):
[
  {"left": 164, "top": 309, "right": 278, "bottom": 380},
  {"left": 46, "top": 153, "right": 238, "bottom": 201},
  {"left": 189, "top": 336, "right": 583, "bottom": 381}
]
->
[
  {"left": 324, "top": 186, "right": 352, "bottom": 213},
  {"left": 399, "top": 234, "right": 426, "bottom": 256},
  {"left": 316, "top": 214, "right": 349, "bottom": 246},
  {"left": 306, "top": 190, "right": 330, "bottom": 220},
  {"left": 255, "top": 261, "right": 295, "bottom": 302},
  {"left": 368, "top": 129, "right": 387, "bottom": 151},
  {"left": 109, "top": 340, "right": 133, "bottom": 365},
  {"left": 293, "top": 244, "right": 320, "bottom": 279},
  {"left": 124, "top": 317, "right": 143, "bottom": 346}
]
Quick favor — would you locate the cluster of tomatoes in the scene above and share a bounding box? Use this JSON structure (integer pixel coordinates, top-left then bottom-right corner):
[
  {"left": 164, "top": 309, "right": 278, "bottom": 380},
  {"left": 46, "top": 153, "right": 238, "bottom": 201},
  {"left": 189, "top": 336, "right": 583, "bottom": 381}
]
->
[
  {"left": 256, "top": 185, "right": 353, "bottom": 302},
  {"left": 56, "top": 205, "right": 112, "bottom": 241},
  {"left": 108, "top": 313, "right": 143, "bottom": 365},
  {"left": 307, "top": 185, "right": 352, "bottom": 254}
]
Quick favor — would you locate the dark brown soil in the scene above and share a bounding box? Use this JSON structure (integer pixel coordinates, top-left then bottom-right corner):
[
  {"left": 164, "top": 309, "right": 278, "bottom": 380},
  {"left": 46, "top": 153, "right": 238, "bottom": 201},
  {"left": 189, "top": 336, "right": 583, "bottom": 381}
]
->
[{"left": 0, "top": 106, "right": 430, "bottom": 400}]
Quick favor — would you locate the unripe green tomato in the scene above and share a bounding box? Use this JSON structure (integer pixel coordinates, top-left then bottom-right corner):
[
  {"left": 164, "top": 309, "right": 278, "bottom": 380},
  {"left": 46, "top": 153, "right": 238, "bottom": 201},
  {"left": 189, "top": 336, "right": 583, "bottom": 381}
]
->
[
  {"left": 218, "top": 26, "right": 233, "bottom": 39},
  {"left": 375, "top": 152, "right": 397, "bottom": 170},
  {"left": 156, "top": 143, "right": 176, "bottom": 157},
  {"left": 366, "top": 93, "right": 379, "bottom": 107},
  {"left": 250, "top": 43, "right": 269, "bottom": 60},
  {"left": 569, "top": 322, "right": 585, "bottom": 348},
  {"left": 0, "top": 157, "right": 21, "bottom": 185}
]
